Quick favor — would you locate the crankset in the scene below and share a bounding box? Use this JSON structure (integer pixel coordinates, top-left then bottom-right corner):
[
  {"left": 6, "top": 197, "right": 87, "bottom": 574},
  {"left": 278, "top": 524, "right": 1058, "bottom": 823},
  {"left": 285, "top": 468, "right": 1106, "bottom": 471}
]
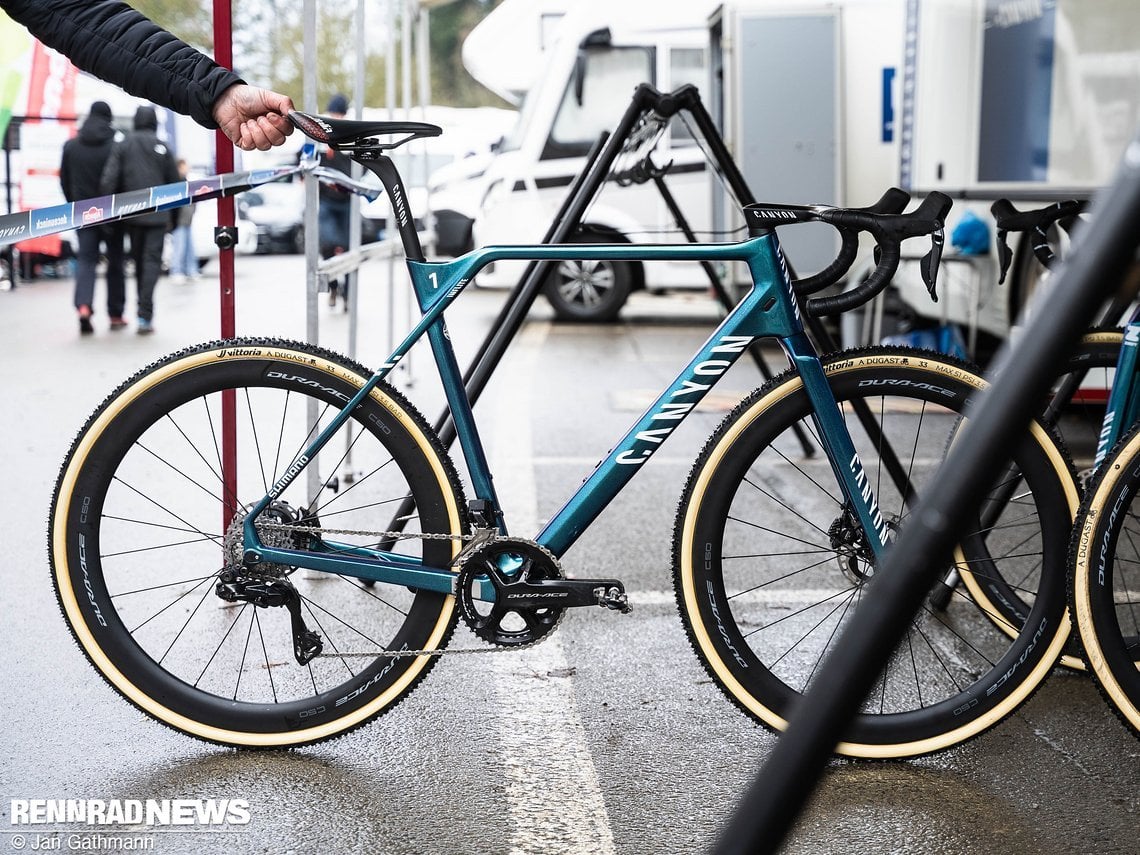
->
[{"left": 456, "top": 538, "right": 631, "bottom": 648}]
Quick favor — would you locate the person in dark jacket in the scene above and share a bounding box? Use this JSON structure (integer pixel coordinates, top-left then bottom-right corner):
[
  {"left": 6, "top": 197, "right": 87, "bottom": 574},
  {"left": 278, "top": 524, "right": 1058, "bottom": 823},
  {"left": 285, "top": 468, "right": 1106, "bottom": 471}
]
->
[
  {"left": 168, "top": 158, "right": 197, "bottom": 285},
  {"left": 319, "top": 94, "right": 354, "bottom": 308},
  {"left": 101, "top": 106, "right": 180, "bottom": 334},
  {"left": 60, "top": 100, "right": 126, "bottom": 334},
  {"left": 0, "top": 0, "right": 294, "bottom": 151}
]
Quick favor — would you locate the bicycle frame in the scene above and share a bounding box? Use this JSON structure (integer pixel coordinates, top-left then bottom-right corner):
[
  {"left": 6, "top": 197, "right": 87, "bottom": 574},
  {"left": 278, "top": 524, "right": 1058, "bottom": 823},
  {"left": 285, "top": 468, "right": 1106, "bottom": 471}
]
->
[
  {"left": 1094, "top": 309, "right": 1140, "bottom": 467},
  {"left": 239, "top": 232, "right": 889, "bottom": 599}
]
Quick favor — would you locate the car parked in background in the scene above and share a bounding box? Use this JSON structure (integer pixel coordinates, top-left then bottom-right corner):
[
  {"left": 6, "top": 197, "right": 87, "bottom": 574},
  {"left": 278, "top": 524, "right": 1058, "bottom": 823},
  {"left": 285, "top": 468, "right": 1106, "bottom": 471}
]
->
[
  {"left": 239, "top": 181, "right": 306, "bottom": 254},
  {"left": 238, "top": 179, "right": 386, "bottom": 253}
]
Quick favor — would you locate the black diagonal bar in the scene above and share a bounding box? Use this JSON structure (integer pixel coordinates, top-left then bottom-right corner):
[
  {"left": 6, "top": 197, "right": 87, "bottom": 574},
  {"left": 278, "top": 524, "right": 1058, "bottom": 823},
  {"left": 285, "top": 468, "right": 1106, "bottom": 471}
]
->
[{"left": 382, "top": 86, "right": 659, "bottom": 538}]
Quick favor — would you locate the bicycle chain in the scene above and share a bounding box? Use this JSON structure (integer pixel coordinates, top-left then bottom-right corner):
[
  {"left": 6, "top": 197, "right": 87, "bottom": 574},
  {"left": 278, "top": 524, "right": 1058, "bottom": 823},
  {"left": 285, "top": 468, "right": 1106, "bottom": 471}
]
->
[{"left": 256, "top": 523, "right": 558, "bottom": 659}]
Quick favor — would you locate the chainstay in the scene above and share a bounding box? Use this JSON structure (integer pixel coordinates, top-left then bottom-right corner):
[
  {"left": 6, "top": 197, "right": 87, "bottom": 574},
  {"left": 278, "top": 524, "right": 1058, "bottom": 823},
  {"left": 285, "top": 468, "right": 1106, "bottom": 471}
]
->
[
  {"left": 315, "top": 637, "right": 551, "bottom": 658},
  {"left": 258, "top": 525, "right": 564, "bottom": 658},
  {"left": 260, "top": 521, "right": 473, "bottom": 541}
]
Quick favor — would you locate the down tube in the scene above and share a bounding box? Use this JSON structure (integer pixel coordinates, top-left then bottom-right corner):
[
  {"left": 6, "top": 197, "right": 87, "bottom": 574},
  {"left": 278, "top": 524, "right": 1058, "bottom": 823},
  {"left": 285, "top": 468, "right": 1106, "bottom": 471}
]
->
[{"left": 536, "top": 284, "right": 792, "bottom": 557}]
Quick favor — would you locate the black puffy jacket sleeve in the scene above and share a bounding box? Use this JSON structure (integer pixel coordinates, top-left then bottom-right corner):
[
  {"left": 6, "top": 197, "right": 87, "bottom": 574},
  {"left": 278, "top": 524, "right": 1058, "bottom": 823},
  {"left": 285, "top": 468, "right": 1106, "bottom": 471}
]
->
[{"left": 1, "top": 0, "right": 242, "bottom": 128}]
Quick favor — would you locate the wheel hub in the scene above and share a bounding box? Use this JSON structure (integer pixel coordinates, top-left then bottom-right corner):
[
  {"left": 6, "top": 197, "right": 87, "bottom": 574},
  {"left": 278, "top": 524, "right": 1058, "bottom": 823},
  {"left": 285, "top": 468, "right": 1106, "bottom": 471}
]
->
[
  {"left": 829, "top": 506, "right": 876, "bottom": 583},
  {"left": 223, "top": 500, "right": 319, "bottom": 578}
]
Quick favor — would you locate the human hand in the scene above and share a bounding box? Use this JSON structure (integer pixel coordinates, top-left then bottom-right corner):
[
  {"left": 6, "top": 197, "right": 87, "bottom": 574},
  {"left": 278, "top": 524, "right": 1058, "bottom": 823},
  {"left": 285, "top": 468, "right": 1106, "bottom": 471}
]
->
[{"left": 213, "top": 84, "right": 295, "bottom": 151}]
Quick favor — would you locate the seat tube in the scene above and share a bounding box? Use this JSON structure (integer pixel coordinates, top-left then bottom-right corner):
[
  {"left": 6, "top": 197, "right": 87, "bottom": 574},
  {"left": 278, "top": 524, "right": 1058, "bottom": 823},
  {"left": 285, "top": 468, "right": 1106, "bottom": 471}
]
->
[
  {"left": 782, "top": 332, "right": 892, "bottom": 559},
  {"left": 425, "top": 316, "right": 504, "bottom": 530}
]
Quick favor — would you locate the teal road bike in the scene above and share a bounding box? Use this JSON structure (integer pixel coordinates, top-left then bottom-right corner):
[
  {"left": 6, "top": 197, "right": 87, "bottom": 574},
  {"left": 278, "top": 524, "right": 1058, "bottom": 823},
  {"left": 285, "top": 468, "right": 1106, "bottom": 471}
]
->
[
  {"left": 1070, "top": 315, "right": 1140, "bottom": 737},
  {"left": 48, "top": 111, "right": 1078, "bottom": 758},
  {"left": 997, "top": 198, "right": 1140, "bottom": 738}
]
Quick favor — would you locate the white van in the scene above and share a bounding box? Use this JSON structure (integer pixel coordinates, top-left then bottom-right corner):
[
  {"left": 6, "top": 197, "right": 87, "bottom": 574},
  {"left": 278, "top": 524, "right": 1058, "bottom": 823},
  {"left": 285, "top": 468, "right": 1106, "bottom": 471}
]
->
[{"left": 431, "top": 0, "right": 719, "bottom": 321}]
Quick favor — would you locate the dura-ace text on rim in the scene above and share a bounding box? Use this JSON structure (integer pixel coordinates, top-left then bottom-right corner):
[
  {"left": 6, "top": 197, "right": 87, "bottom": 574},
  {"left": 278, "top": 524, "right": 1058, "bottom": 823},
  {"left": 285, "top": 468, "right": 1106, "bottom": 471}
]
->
[{"left": 1070, "top": 418, "right": 1140, "bottom": 737}]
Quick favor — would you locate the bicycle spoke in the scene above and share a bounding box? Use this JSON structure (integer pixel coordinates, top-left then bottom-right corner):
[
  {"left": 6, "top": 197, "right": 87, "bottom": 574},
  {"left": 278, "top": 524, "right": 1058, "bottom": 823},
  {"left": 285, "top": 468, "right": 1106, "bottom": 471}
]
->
[
  {"left": 727, "top": 553, "right": 844, "bottom": 599},
  {"left": 127, "top": 574, "right": 215, "bottom": 635},
  {"left": 244, "top": 386, "right": 271, "bottom": 494},
  {"left": 156, "top": 579, "right": 218, "bottom": 665},
  {"left": 744, "top": 585, "right": 857, "bottom": 637},
  {"left": 102, "top": 514, "right": 221, "bottom": 540},
  {"left": 725, "top": 514, "right": 832, "bottom": 552},
  {"left": 111, "top": 573, "right": 220, "bottom": 599},
  {"left": 133, "top": 438, "right": 228, "bottom": 507},
  {"left": 102, "top": 533, "right": 224, "bottom": 559},
  {"left": 111, "top": 476, "right": 219, "bottom": 544},
  {"left": 195, "top": 602, "right": 250, "bottom": 688},
  {"left": 299, "top": 598, "right": 357, "bottom": 680},
  {"left": 253, "top": 609, "right": 278, "bottom": 704}
]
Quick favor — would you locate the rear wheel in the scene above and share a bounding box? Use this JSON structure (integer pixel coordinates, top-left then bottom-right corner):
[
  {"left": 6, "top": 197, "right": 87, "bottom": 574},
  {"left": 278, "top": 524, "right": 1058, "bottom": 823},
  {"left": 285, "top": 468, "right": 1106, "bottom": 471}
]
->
[{"left": 49, "top": 338, "right": 467, "bottom": 747}]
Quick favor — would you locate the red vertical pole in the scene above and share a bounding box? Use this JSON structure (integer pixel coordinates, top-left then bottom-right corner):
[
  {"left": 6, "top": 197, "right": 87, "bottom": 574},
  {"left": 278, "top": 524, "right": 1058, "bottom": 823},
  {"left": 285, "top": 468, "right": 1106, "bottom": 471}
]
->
[{"left": 213, "top": 0, "right": 238, "bottom": 528}]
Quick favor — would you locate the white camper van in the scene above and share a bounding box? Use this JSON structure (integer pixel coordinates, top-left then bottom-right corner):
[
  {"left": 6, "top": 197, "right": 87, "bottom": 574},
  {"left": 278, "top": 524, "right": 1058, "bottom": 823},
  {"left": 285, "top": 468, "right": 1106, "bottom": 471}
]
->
[{"left": 430, "top": 0, "right": 718, "bottom": 321}]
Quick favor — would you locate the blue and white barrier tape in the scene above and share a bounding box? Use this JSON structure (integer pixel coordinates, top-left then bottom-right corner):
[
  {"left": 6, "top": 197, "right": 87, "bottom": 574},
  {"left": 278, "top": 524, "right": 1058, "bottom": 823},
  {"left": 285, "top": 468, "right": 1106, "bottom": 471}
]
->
[
  {"left": 0, "top": 165, "right": 301, "bottom": 248},
  {"left": 0, "top": 145, "right": 380, "bottom": 249}
]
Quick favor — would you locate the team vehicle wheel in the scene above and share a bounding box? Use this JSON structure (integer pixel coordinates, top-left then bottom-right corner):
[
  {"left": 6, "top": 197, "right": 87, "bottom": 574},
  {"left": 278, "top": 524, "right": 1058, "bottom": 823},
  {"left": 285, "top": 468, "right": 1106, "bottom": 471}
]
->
[{"left": 543, "top": 229, "right": 634, "bottom": 322}]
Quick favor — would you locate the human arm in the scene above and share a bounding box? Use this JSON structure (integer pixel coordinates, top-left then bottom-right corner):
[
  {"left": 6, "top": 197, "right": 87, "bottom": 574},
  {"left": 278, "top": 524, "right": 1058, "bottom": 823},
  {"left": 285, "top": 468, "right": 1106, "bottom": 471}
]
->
[
  {"left": 1, "top": 0, "right": 293, "bottom": 150},
  {"left": 1, "top": 0, "right": 237, "bottom": 127}
]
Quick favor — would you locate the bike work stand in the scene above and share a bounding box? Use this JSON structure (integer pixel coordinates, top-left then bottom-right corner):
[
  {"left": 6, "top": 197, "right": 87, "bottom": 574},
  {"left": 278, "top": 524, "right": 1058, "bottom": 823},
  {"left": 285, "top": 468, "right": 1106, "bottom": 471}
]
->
[
  {"left": 436, "top": 83, "right": 799, "bottom": 458},
  {"left": 381, "top": 84, "right": 798, "bottom": 538},
  {"left": 386, "top": 81, "right": 915, "bottom": 536}
]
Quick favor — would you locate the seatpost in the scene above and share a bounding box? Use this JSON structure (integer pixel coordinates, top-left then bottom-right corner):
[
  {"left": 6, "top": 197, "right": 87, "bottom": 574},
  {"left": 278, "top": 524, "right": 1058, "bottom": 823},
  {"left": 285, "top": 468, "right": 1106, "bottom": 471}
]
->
[{"left": 360, "top": 155, "right": 425, "bottom": 262}]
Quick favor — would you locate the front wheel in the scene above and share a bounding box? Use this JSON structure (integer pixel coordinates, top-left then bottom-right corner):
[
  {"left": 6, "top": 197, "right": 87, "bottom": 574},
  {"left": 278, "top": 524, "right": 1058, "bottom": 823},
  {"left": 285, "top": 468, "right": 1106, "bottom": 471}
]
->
[
  {"left": 49, "top": 338, "right": 467, "bottom": 747},
  {"left": 673, "top": 349, "right": 1076, "bottom": 758},
  {"left": 1070, "top": 422, "right": 1140, "bottom": 738}
]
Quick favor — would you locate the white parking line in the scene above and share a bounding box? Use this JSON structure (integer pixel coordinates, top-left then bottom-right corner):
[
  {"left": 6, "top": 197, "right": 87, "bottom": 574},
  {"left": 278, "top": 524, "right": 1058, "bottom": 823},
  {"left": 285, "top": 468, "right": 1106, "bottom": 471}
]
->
[
  {"left": 628, "top": 588, "right": 858, "bottom": 606},
  {"left": 488, "top": 322, "right": 617, "bottom": 855}
]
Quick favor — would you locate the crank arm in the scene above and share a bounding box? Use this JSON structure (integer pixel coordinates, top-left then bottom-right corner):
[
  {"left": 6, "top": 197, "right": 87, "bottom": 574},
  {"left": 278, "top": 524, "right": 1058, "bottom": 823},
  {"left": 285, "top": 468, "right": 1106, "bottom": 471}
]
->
[{"left": 498, "top": 578, "right": 631, "bottom": 613}]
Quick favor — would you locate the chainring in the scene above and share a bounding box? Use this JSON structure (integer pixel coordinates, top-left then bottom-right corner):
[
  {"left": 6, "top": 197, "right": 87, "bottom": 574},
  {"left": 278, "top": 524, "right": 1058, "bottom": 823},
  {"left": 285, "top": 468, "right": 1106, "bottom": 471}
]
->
[{"left": 455, "top": 538, "right": 565, "bottom": 647}]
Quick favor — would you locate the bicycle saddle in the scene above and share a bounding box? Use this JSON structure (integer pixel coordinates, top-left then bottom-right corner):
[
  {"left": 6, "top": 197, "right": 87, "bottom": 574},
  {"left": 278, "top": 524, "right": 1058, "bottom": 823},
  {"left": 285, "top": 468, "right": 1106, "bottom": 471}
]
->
[{"left": 288, "top": 110, "right": 442, "bottom": 150}]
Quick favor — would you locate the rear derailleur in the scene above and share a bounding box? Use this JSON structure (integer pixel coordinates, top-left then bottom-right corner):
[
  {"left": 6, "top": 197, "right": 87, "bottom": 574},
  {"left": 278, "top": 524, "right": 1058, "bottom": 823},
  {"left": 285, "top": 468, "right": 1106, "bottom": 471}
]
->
[
  {"left": 216, "top": 500, "right": 324, "bottom": 665},
  {"left": 216, "top": 573, "right": 323, "bottom": 665}
]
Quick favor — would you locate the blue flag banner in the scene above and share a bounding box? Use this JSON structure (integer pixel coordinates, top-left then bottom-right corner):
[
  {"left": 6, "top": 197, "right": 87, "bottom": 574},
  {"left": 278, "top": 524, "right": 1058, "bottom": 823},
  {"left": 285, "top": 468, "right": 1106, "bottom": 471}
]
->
[{"left": 0, "top": 165, "right": 302, "bottom": 248}]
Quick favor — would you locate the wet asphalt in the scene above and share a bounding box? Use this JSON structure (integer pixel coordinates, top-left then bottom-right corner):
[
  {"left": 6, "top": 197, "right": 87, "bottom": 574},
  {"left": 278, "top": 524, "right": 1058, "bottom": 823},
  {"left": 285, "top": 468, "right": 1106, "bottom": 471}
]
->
[{"left": 0, "top": 252, "right": 1136, "bottom": 854}]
